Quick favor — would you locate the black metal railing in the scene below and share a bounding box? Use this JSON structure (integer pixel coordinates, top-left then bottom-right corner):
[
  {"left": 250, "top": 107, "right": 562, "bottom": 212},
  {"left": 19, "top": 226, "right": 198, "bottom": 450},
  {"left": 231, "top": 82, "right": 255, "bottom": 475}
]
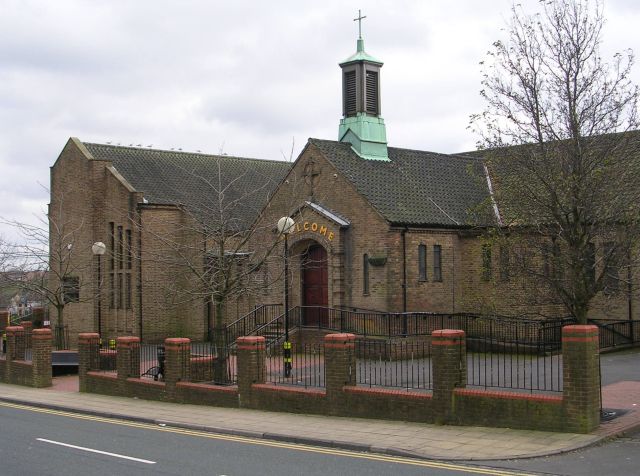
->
[
  {"left": 356, "top": 339, "right": 432, "bottom": 391},
  {"left": 139, "top": 344, "right": 164, "bottom": 380},
  {"left": 224, "top": 304, "right": 283, "bottom": 347},
  {"left": 589, "top": 319, "right": 640, "bottom": 350},
  {"left": 264, "top": 341, "right": 324, "bottom": 388},
  {"left": 53, "top": 326, "right": 70, "bottom": 350},
  {"left": 97, "top": 345, "right": 117, "bottom": 372},
  {"left": 189, "top": 342, "right": 237, "bottom": 385},
  {"left": 466, "top": 329, "right": 563, "bottom": 393}
]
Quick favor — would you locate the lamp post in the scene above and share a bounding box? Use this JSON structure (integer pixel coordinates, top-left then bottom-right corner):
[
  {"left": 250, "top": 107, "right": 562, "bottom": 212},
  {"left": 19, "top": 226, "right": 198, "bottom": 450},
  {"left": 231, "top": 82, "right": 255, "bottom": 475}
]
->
[
  {"left": 277, "top": 216, "right": 295, "bottom": 377},
  {"left": 92, "top": 242, "right": 106, "bottom": 339}
]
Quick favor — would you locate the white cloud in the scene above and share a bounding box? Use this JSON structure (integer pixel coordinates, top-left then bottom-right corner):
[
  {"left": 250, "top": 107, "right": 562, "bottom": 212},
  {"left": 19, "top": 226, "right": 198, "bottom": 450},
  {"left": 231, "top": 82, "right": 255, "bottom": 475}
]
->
[{"left": 0, "top": 0, "right": 638, "bottom": 227}]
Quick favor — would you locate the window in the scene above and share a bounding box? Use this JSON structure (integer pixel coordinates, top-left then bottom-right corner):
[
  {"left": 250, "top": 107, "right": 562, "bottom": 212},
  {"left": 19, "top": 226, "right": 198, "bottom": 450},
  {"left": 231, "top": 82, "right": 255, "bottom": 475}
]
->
[
  {"left": 481, "top": 244, "right": 492, "bottom": 281},
  {"left": 62, "top": 276, "right": 80, "bottom": 303},
  {"left": 418, "top": 244, "right": 427, "bottom": 281},
  {"left": 118, "top": 226, "right": 124, "bottom": 270},
  {"left": 499, "top": 246, "right": 510, "bottom": 281},
  {"left": 433, "top": 245, "right": 442, "bottom": 282},
  {"left": 125, "top": 273, "right": 132, "bottom": 309},
  {"left": 109, "top": 272, "right": 115, "bottom": 308},
  {"left": 126, "top": 229, "right": 132, "bottom": 270},
  {"left": 117, "top": 273, "right": 123, "bottom": 309},
  {"left": 363, "top": 254, "right": 370, "bottom": 295},
  {"left": 603, "top": 242, "right": 619, "bottom": 295},
  {"left": 586, "top": 242, "right": 596, "bottom": 287},
  {"left": 109, "top": 222, "right": 115, "bottom": 271}
]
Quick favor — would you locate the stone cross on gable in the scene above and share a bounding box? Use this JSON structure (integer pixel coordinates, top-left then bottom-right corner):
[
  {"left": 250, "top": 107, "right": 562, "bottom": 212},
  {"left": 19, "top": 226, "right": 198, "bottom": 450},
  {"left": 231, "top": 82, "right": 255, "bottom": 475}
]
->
[
  {"left": 354, "top": 9, "right": 366, "bottom": 38},
  {"left": 303, "top": 159, "right": 321, "bottom": 193}
]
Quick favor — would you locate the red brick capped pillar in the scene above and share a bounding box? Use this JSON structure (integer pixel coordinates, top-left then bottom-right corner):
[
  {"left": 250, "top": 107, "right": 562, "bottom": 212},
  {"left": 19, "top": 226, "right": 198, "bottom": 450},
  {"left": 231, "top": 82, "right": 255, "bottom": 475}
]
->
[
  {"left": 78, "top": 333, "right": 100, "bottom": 392},
  {"left": 562, "top": 325, "right": 600, "bottom": 433},
  {"left": 164, "top": 338, "right": 190, "bottom": 401},
  {"left": 236, "top": 336, "right": 265, "bottom": 408},
  {"left": 31, "top": 329, "right": 52, "bottom": 388},
  {"left": 324, "top": 333, "right": 356, "bottom": 408},
  {"left": 432, "top": 329, "right": 466, "bottom": 424},
  {"left": 116, "top": 337, "right": 140, "bottom": 382},
  {"left": 20, "top": 321, "right": 33, "bottom": 350},
  {"left": 6, "top": 326, "right": 25, "bottom": 361}
]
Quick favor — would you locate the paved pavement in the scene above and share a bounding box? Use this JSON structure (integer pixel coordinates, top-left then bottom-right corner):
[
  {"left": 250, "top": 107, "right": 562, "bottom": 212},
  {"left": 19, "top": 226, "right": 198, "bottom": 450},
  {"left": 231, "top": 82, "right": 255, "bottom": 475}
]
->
[{"left": 1, "top": 376, "right": 639, "bottom": 462}]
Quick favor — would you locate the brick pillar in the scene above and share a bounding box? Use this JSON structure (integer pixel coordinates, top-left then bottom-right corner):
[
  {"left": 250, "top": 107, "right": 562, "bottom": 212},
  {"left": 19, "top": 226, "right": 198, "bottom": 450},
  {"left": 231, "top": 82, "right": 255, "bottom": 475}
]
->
[
  {"left": 236, "top": 336, "right": 265, "bottom": 408},
  {"left": 432, "top": 329, "right": 466, "bottom": 424},
  {"left": 116, "top": 337, "right": 140, "bottom": 383},
  {"left": 164, "top": 338, "right": 190, "bottom": 401},
  {"left": 562, "top": 325, "right": 601, "bottom": 433},
  {"left": 78, "top": 333, "right": 100, "bottom": 393},
  {"left": 6, "top": 326, "right": 25, "bottom": 361},
  {"left": 20, "top": 321, "right": 33, "bottom": 351},
  {"left": 31, "top": 328, "right": 52, "bottom": 388},
  {"left": 324, "top": 333, "right": 356, "bottom": 413}
]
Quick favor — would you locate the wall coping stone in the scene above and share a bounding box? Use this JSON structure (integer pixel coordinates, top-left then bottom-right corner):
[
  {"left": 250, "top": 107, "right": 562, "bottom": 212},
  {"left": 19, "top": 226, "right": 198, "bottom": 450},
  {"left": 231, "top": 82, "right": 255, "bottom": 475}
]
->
[
  {"left": 562, "top": 325, "right": 598, "bottom": 335},
  {"left": 79, "top": 333, "right": 100, "bottom": 343},
  {"left": 344, "top": 386, "right": 433, "bottom": 400},
  {"left": 5, "top": 326, "right": 24, "bottom": 334},
  {"left": 432, "top": 329, "right": 465, "bottom": 338},
  {"left": 454, "top": 388, "right": 564, "bottom": 403},
  {"left": 176, "top": 381, "right": 239, "bottom": 394},
  {"left": 252, "top": 383, "right": 326, "bottom": 396},
  {"left": 127, "top": 377, "right": 166, "bottom": 388},
  {"left": 32, "top": 329, "right": 52, "bottom": 340}
]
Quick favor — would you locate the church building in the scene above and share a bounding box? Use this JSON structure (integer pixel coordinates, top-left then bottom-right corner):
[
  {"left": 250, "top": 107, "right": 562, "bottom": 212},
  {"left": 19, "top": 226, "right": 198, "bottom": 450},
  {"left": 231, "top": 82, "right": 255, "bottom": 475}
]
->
[{"left": 49, "top": 28, "right": 638, "bottom": 345}]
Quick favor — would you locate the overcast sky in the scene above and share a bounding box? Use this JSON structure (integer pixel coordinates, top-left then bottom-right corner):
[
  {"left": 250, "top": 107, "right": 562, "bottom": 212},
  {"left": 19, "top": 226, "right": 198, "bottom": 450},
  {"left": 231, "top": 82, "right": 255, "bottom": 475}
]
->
[{"left": 1, "top": 0, "right": 638, "bottom": 231}]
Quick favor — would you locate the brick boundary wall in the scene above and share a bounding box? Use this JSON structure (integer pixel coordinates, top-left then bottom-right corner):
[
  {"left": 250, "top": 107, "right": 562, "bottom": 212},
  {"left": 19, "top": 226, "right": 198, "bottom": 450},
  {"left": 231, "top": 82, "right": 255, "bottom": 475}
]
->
[
  {"left": 78, "top": 326, "right": 602, "bottom": 434},
  {"left": 0, "top": 326, "right": 52, "bottom": 388}
]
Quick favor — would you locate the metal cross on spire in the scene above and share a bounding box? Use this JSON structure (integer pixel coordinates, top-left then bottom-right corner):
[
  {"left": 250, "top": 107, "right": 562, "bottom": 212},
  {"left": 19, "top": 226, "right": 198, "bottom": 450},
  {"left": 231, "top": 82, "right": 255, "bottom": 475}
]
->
[{"left": 353, "top": 9, "right": 366, "bottom": 39}]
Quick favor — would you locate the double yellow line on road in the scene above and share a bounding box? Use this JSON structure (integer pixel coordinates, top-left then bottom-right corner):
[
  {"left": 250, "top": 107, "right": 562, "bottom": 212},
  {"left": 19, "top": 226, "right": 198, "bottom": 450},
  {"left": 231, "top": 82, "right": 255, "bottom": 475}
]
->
[{"left": 0, "top": 400, "right": 537, "bottom": 476}]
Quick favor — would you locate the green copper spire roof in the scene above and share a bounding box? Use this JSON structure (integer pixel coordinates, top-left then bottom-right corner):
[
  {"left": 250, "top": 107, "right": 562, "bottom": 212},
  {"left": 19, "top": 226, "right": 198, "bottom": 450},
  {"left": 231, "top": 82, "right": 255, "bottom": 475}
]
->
[
  {"left": 338, "top": 10, "right": 388, "bottom": 161},
  {"left": 339, "top": 37, "right": 383, "bottom": 66}
]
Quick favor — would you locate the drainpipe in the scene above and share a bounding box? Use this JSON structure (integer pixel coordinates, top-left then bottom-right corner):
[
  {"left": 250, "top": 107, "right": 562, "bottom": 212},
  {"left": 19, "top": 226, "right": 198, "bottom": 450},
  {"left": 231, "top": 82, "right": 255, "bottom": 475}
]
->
[
  {"left": 401, "top": 227, "right": 408, "bottom": 313},
  {"left": 137, "top": 209, "right": 144, "bottom": 342},
  {"left": 628, "top": 249, "right": 633, "bottom": 322}
]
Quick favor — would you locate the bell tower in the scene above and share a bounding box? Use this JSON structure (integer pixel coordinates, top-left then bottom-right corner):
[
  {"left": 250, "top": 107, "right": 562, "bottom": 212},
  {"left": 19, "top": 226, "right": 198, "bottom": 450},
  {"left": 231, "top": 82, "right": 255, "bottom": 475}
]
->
[{"left": 338, "top": 10, "right": 389, "bottom": 161}]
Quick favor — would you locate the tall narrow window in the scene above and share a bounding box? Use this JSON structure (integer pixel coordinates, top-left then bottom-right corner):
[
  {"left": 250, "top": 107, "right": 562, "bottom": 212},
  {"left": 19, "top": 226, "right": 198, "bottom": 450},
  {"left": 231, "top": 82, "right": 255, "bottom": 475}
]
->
[
  {"left": 109, "top": 222, "right": 115, "bottom": 271},
  {"left": 499, "top": 246, "right": 510, "bottom": 281},
  {"left": 109, "top": 272, "right": 115, "bottom": 308},
  {"left": 117, "top": 226, "right": 124, "bottom": 270},
  {"left": 586, "top": 242, "right": 596, "bottom": 287},
  {"left": 126, "top": 229, "right": 132, "bottom": 270},
  {"left": 603, "top": 242, "right": 619, "bottom": 295},
  {"left": 117, "top": 273, "right": 123, "bottom": 309},
  {"left": 363, "top": 254, "right": 370, "bottom": 295},
  {"left": 125, "top": 273, "right": 132, "bottom": 309},
  {"left": 418, "top": 244, "right": 427, "bottom": 281},
  {"left": 433, "top": 245, "right": 442, "bottom": 282},
  {"left": 482, "top": 244, "right": 492, "bottom": 281}
]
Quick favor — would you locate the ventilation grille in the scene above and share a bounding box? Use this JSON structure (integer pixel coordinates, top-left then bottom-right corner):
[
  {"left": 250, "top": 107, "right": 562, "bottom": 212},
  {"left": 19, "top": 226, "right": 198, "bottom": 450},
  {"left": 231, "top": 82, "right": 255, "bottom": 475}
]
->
[
  {"left": 343, "top": 71, "right": 357, "bottom": 116},
  {"left": 365, "top": 71, "right": 379, "bottom": 115}
]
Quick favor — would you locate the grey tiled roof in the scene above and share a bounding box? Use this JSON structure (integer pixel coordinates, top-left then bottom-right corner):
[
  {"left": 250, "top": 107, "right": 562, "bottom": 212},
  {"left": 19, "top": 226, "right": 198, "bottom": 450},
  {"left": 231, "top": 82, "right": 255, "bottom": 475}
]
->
[
  {"left": 309, "top": 139, "right": 491, "bottom": 227},
  {"left": 83, "top": 143, "right": 291, "bottom": 231}
]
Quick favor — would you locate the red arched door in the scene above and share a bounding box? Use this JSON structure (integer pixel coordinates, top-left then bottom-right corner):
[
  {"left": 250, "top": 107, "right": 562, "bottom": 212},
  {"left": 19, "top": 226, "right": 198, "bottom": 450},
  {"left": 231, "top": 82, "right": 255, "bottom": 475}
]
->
[{"left": 301, "top": 244, "right": 328, "bottom": 327}]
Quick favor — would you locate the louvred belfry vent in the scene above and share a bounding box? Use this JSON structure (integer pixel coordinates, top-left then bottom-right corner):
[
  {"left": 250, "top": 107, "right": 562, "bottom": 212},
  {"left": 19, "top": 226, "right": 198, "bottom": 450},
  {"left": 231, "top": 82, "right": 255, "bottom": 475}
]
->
[
  {"left": 365, "top": 70, "right": 378, "bottom": 114},
  {"left": 344, "top": 71, "right": 357, "bottom": 116}
]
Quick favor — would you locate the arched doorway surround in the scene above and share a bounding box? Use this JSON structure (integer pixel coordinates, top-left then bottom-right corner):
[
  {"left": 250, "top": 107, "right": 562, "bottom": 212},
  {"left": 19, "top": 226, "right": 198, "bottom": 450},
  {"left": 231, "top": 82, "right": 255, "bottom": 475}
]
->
[{"left": 301, "top": 243, "right": 328, "bottom": 327}]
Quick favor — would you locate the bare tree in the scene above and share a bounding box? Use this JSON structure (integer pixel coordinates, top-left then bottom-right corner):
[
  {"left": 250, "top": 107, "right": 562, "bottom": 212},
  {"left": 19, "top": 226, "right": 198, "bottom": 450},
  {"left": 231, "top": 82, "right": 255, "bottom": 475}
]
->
[
  {"left": 470, "top": 0, "right": 640, "bottom": 323},
  {"left": 0, "top": 197, "right": 98, "bottom": 346},
  {"left": 139, "top": 154, "right": 295, "bottom": 382}
]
